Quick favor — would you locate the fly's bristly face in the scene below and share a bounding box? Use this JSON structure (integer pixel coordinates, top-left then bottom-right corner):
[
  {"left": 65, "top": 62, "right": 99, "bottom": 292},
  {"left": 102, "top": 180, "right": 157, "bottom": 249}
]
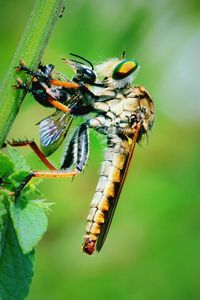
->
[{"left": 95, "top": 57, "right": 140, "bottom": 90}]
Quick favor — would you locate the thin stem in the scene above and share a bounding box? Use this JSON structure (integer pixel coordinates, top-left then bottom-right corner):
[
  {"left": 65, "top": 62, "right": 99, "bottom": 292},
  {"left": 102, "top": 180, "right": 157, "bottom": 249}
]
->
[{"left": 0, "top": 0, "right": 64, "bottom": 147}]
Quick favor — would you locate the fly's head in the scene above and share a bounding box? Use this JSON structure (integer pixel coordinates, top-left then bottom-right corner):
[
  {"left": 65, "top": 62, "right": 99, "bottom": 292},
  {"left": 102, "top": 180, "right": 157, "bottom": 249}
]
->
[{"left": 95, "top": 55, "right": 140, "bottom": 89}]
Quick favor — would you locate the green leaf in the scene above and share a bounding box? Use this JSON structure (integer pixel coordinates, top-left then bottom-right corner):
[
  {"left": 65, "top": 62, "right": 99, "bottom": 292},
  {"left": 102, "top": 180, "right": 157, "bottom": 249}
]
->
[
  {"left": 0, "top": 149, "right": 49, "bottom": 254},
  {"left": 8, "top": 170, "right": 30, "bottom": 190},
  {"left": 10, "top": 200, "right": 48, "bottom": 254},
  {"left": 0, "top": 149, "right": 30, "bottom": 194},
  {"left": 0, "top": 153, "right": 14, "bottom": 178},
  {"left": 0, "top": 217, "right": 34, "bottom": 300},
  {"left": 7, "top": 146, "right": 31, "bottom": 172},
  {"left": 0, "top": 201, "right": 8, "bottom": 260}
]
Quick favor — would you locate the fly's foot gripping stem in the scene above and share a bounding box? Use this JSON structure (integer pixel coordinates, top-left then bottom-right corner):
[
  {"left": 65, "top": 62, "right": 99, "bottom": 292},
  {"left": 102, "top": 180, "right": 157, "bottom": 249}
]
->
[
  {"left": 14, "top": 172, "right": 34, "bottom": 203},
  {"left": 12, "top": 169, "right": 79, "bottom": 203}
]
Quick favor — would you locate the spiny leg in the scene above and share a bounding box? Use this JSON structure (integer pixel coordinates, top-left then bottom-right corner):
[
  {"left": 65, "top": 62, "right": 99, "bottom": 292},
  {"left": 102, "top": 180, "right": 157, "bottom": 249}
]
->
[
  {"left": 15, "top": 60, "right": 49, "bottom": 81},
  {"left": 15, "top": 61, "right": 81, "bottom": 114},
  {"left": 36, "top": 81, "right": 72, "bottom": 113},
  {"left": 7, "top": 139, "right": 56, "bottom": 170},
  {"left": 14, "top": 169, "right": 80, "bottom": 202},
  {"left": 46, "top": 96, "right": 71, "bottom": 113},
  {"left": 50, "top": 79, "right": 80, "bottom": 89},
  {"left": 6, "top": 139, "right": 81, "bottom": 200},
  {"left": 61, "top": 123, "right": 90, "bottom": 172},
  {"left": 13, "top": 78, "right": 32, "bottom": 93},
  {"left": 14, "top": 78, "right": 72, "bottom": 113},
  {"left": 16, "top": 60, "right": 80, "bottom": 91},
  {"left": 16, "top": 60, "right": 81, "bottom": 89}
]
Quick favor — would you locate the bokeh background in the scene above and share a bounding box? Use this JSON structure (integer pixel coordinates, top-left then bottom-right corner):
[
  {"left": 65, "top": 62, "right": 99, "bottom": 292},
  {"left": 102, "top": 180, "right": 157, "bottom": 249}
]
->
[{"left": 1, "top": 0, "right": 200, "bottom": 299}]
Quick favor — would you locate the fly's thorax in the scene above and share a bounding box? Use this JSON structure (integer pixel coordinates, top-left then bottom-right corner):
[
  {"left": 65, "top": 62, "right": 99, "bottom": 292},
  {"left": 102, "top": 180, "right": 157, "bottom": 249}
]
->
[
  {"left": 93, "top": 85, "right": 138, "bottom": 113},
  {"left": 93, "top": 87, "right": 139, "bottom": 122},
  {"left": 91, "top": 85, "right": 154, "bottom": 136}
]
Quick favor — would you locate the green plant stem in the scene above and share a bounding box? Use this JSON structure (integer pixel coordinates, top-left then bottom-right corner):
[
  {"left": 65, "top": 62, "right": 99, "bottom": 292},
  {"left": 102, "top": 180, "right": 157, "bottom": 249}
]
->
[{"left": 0, "top": 0, "right": 64, "bottom": 148}]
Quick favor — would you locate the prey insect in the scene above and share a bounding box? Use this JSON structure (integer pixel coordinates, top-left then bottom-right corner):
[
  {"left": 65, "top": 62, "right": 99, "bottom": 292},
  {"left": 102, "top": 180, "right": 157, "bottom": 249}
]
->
[{"left": 10, "top": 53, "right": 154, "bottom": 255}]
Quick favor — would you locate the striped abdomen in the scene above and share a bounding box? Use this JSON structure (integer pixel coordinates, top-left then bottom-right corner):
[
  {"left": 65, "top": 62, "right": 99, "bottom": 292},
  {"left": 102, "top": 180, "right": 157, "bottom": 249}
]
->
[{"left": 82, "top": 142, "right": 130, "bottom": 254}]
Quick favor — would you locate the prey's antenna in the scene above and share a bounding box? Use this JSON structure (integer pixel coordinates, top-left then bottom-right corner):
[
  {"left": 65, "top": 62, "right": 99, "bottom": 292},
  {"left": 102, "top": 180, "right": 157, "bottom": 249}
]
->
[
  {"left": 69, "top": 53, "right": 94, "bottom": 70},
  {"left": 68, "top": 59, "right": 85, "bottom": 65},
  {"left": 61, "top": 57, "right": 85, "bottom": 66}
]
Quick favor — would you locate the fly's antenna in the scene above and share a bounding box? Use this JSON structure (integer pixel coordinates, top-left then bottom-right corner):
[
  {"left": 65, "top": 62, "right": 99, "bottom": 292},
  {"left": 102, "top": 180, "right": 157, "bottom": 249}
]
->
[
  {"left": 121, "top": 50, "right": 126, "bottom": 59},
  {"left": 69, "top": 53, "right": 94, "bottom": 70}
]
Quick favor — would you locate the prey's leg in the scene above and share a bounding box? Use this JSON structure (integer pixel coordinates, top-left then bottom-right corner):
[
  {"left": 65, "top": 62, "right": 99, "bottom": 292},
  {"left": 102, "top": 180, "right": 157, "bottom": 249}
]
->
[{"left": 15, "top": 60, "right": 49, "bottom": 81}]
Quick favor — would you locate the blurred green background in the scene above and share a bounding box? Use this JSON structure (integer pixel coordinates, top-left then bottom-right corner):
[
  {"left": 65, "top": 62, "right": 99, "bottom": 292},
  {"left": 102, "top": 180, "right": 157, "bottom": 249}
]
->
[{"left": 1, "top": 0, "right": 200, "bottom": 299}]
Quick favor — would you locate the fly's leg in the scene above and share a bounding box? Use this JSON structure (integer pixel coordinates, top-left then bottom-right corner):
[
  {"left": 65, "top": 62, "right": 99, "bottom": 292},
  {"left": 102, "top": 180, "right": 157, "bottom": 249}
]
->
[
  {"left": 4, "top": 171, "right": 79, "bottom": 203},
  {"left": 13, "top": 173, "right": 34, "bottom": 200},
  {"left": 61, "top": 123, "right": 90, "bottom": 172},
  {"left": 7, "top": 139, "right": 56, "bottom": 170},
  {"left": 4, "top": 140, "right": 80, "bottom": 201},
  {"left": 13, "top": 169, "right": 79, "bottom": 203}
]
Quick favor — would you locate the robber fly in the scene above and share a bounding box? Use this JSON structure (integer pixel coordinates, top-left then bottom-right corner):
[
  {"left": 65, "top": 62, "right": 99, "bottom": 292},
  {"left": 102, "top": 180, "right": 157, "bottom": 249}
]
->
[{"left": 10, "top": 53, "right": 154, "bottom": 255}]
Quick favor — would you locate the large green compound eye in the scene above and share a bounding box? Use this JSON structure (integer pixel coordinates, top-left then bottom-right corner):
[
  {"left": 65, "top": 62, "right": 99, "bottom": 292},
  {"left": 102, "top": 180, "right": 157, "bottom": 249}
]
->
[{"left": 112, "top": 59, "right": 138, "bottom": 80}]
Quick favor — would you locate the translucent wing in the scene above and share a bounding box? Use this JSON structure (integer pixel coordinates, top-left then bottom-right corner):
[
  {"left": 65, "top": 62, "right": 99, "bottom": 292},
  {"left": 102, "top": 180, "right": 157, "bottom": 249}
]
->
[
  {"left": 38, "top": 111, "right": 73, "bottom": 157},
  {"left": 96, "top": 123, "right": 141, "bottom": 252}
]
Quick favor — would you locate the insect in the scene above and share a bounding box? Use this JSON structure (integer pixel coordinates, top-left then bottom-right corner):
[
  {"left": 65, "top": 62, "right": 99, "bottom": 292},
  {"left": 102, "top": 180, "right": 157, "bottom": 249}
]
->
[
  {"left": 10, "top": 53, "right": 154, "bottom": 255},
  {"left": 15, "top": 53, "right": 102, "bottom": 115}
]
